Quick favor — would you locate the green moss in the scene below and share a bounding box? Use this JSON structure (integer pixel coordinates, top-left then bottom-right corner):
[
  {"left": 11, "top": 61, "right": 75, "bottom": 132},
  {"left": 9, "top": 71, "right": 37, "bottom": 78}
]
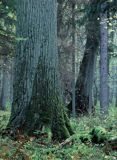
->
[
  {"left": 42, "top": 124, "right": 52, "bottom": 142},
  {"left": 90, "top": 126, "right": 108, "bottom": 143},
  {"left": 0, "top": 111, "right": 10, "bottom": 131}
]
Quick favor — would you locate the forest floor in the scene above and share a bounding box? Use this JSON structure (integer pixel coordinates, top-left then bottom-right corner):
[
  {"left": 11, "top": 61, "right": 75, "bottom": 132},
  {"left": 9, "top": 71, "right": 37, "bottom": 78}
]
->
[{"left": 0, "top": 108, "right": 117, "bottom": 160}]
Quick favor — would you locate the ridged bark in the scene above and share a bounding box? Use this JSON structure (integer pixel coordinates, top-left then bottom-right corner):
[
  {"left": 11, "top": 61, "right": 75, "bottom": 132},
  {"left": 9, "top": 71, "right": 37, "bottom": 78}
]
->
[
  {"left": 7, "top": 0, "right": 73, "bottom": 140},
  {"left": 100, "top": 1, "right": 109, "bottom": 115},
  {"left": 0, "top": 56, "right": 12, "bottom": 110}
]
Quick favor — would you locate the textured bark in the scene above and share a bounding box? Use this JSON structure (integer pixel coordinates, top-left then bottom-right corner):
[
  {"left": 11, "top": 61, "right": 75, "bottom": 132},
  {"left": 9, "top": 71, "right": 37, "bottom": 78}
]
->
[
  {"left": 93, "top": 79, "right": 98, "bottom": 106},
  {"left": 114, "top": 67, "right": 117, "bottom": 107},
  {"left": 115, "top": 86, "right": 117, "bottom": 107},
  {"left": 68, "top": 0, "right": 99, "bottom": 115},
  {"left": 100, "top": 1, "right": 109, "bottom": 115},
  {"left": 71, "top": 3, "right": 76, "bottom": 117},
  {"left": 7, "top": 0, "right": 73, "bottom": 141},
  {"left": 0, "top": 56, "right": 12, "bottom": 110},
  {"left": 57, "top": 1, "right": 74, "bottom": 106}
]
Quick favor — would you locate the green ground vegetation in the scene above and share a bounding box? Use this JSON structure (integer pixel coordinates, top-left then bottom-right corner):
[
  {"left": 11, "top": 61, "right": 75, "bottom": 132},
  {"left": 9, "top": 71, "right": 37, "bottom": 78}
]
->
[{"left": 0, "top": 107, "right": 117, "bottom": 160}]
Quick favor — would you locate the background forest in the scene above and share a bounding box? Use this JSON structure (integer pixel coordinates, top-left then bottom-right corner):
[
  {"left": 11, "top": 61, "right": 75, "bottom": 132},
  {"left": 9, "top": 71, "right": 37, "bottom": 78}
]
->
[{"left": 0, "top": 0, "right": 117, "bottom": 159}]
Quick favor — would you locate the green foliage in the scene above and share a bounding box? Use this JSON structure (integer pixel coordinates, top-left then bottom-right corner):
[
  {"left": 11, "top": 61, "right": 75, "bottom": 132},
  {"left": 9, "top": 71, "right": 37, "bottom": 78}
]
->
[
  {"left": 0, "top": 108, "right": 117, "bottom": 159},
  {"left": 90, "top": 126, "right": 108, "bottom": 143},
  {"left": 0, "top": 0, "right": 15, "bottom": 56},
  {"left": 0, "top": 111, "right": 10, "bottom": 131}
]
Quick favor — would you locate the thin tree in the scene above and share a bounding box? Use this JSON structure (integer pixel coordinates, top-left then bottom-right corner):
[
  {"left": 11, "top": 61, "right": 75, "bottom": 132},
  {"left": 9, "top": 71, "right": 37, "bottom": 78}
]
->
[
  {"left": 100, "top": 1, "right": 109, "bottom": 115},
  {"left": 0, "top": 56, "right": 11, "bottom": 110},
  {"left": 71, "top": 1, "right": 76, "bottom": 117}
]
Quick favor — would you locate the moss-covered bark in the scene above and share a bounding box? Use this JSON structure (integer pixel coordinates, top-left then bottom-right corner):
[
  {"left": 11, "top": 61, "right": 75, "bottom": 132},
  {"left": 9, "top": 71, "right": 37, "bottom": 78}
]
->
[{"left": 7, "top": 0, "right": 73, "bottom": 141}]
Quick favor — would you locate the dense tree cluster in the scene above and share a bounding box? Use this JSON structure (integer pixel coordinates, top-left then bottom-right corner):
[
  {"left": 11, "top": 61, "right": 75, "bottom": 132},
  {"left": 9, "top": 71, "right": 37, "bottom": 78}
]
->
[{"left": 0, "top": 0, "right": 117, "bottom": 143}]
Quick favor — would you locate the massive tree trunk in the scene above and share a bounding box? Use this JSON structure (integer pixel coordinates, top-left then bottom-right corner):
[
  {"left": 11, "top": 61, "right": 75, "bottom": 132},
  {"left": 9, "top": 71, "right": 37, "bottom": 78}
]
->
[
  {"left": 7, "top": 0, "right": 73, "bottom": 141},
  {"left": 100, "top": 1, "right": 109, "bottom": 115},
  {"left": 68, "top": 0, "right": 99, "bottom": 115}
]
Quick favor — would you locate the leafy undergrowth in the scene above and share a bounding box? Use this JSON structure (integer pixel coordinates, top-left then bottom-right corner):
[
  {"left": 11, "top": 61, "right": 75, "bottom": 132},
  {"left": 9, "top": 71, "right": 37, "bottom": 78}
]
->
[
  {"left": 0, "top": 108, "right": 117, "bottom": 160},
  {"left": 0, "top": 111, "right": 10, "bottom": 131}
]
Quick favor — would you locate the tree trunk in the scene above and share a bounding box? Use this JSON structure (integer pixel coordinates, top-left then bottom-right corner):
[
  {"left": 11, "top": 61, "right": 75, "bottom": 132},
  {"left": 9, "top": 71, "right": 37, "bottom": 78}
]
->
[
  {"left": 115, "top": 71, "right": 117, "bottom": 107},
  {"left": 71, "top": 2, "right": 76, "bottom": 117},
  {"left": 68, "top": 0, "right": 99, "bottom": 115},
  {"left": 0, "top": 56, "right": 11, "bottom": 110},
  {"left": 7, "top": 0, "right": 73, "bottom": 141},
  {"left": 100, "top": 1, "right": 109, "bottom": 115}
]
